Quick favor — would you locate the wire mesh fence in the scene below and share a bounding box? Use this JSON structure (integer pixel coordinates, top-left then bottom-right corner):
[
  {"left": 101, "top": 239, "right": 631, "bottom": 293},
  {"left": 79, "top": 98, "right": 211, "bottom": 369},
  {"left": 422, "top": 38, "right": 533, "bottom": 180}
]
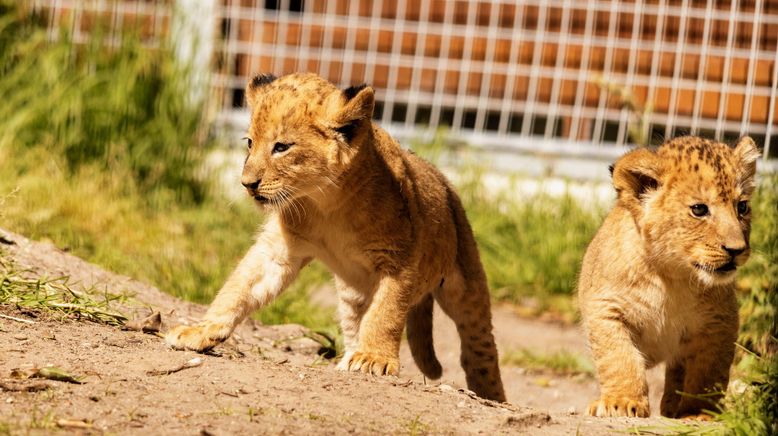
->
[
  {"left": 34, "top": 0, "right": 778, "bottom": 159},
  {"left": 33, "top": 0, "right": 173, "bottom": 47}
]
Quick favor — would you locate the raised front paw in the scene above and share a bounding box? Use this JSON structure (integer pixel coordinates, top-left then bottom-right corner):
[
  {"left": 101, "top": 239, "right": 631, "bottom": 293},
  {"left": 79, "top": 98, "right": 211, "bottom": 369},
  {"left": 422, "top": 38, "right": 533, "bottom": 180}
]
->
[
  {"left": 343, "top": 351, "right": 399, "bottom": 376},
  {"left": 587, "top": 396, "right": 650, "bottom": 417},
  {"left": 165, "top": 321, "right": 231, "bottom": 352}
]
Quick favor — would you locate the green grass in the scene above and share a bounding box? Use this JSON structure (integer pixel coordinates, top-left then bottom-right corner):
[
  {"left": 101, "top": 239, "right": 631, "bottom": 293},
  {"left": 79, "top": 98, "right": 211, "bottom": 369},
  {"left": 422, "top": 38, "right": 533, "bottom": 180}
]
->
[
  {"left": 0, "top": 1, "right": 208, "bottom": 203},
  {"left": 0, "top": 253, "right": 127, "bottom": 325},
  {"left": 405, "top": 414, "right": 430, "bottom": 436},
  {"left": 467, "top": 184, "right": 601, "bottom": 317},
  {"left": 0, "top": 2, "right": 333, "bottom": 333},
  {"left": 0, "top": 147, "right": 336, "bottom": 332},
  {"left": 413, "top": 138, "right": 604, "bottom": 319},
  {"left": 501, "top": 347, "right": 594, "bottom": 377}
]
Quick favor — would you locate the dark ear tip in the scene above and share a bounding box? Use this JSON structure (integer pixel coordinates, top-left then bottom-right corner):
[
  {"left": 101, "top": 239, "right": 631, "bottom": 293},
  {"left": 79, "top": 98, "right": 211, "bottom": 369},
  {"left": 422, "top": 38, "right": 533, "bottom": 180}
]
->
[
  {"left": 343, "top": 83, "right": 368, "bottom": 100},
  {"left": 250, "top": 73, "right": 277, "bottom": 89}
]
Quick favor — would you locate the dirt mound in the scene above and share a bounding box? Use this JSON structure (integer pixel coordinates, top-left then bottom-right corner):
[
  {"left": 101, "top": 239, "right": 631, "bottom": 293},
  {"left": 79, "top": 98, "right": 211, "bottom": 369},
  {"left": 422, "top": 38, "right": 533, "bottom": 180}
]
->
[{"left": 0, "top": 228, "right": 692, "bottom": 434}]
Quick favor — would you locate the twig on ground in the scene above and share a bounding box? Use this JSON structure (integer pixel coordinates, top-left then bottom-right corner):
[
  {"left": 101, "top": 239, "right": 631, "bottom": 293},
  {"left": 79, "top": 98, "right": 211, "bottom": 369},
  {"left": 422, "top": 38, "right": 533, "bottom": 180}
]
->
[
  {"left": 56, "top": 419, "right": 93, "bottom": 429},
  {"left": 147, "top": 357, "right": 203, "bottom": 376},
  {"left": 30, "top": 367, "right": 84, "bottom": 384},
  {"left": 0, "top": 313, "right": 35, "bottom": 324}
]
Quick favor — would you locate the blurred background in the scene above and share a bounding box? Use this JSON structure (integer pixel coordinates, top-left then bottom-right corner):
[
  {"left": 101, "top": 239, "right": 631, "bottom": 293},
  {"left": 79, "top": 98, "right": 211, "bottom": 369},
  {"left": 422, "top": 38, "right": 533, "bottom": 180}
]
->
[{"left": 0, "top": 1, "right": 775, "bottom": 425}]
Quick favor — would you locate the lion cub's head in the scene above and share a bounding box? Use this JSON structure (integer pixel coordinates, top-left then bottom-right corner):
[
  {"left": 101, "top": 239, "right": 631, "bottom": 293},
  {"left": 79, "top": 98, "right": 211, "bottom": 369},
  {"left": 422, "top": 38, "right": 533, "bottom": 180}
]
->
[
  {"left": 240, "top": 73, "right": 374, "bottom": 208},
  {"left": 611, "top": 136, "right": 760, "bottom": 286}
]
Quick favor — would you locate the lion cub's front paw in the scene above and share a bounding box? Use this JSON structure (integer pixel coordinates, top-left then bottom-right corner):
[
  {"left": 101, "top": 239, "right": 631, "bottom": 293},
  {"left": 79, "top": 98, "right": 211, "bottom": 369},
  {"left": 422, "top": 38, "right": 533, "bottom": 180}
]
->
[
  {"left": 344, "top": 351, "right": 399, "bottom": 376},
  {"left": 335, "top": 351, "right": 355, "bottom": 371},
  {"left": 165, "top": 321, "right": 231, "bottom": 352},
  {"left": 587, "top": 396, "right": 650, "bottom": 417}
]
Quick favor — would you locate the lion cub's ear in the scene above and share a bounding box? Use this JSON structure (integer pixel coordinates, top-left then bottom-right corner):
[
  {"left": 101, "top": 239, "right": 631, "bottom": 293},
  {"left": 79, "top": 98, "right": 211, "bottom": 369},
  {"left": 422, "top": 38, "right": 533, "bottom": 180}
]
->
[
  {"left": 245, "top": 73, "right": 277, "bottom": 108},
  {"left": 612, "top": 148, "right": 662, "bottom": 215},
  {"left": 733, "top": 136, "right": 760, "bottom": 192},
  {"left": 333, "top": 84, "right": 375, "bottom": 142}
]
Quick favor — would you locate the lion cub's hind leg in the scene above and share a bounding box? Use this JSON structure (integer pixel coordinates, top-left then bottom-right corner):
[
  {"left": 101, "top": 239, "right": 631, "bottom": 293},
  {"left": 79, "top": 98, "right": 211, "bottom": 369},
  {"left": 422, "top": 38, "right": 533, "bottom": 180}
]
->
[{"left": 435, "top": 269, "right": 506, "bottom": 402}]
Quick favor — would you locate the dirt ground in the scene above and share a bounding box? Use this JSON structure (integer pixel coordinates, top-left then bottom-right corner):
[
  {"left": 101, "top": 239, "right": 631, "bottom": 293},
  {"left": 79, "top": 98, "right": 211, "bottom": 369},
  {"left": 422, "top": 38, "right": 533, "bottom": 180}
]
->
[{"left": 0, "top": 228, "right": 706, "bottom": 435}]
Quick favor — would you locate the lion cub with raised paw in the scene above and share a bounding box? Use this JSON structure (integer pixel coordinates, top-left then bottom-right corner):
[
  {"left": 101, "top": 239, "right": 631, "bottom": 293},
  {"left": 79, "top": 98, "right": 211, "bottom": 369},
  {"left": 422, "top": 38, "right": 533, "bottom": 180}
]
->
[
  {"left": 578, "top": 136, "right": 759, "bottom": 418},
  {"left": 165, "top": 72, "right": 506, "bottom": 402}
]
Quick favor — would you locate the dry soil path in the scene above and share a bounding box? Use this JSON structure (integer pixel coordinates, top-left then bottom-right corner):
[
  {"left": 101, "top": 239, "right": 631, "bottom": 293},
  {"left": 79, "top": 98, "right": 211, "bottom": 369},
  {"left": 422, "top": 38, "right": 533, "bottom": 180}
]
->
[{"left": 0, "top": 228, "right": 703, "bottom": 434}]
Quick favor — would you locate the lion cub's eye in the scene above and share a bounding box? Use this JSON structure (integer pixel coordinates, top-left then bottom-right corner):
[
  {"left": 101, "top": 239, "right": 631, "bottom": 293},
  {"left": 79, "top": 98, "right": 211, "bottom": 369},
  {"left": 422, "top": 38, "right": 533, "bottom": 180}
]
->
[
  {"left": 690, "top": 204, "right": 709, "bottom": 217},
  {"left": 243, "top": 137, "right": 253, "bottom": 150},
  {"left": 737, "top": 200, "right": 749, "bottom": 216},
  {"left": 272, "top": 142, "right": 293, "bottom": 154}
]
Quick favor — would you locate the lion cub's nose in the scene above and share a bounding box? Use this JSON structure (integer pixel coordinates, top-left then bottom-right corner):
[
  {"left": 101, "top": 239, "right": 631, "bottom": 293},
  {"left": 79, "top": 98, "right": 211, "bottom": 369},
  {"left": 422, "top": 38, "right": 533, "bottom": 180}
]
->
[
  {"left": 723, "top": 245, "right": 745, "bottom": 257},
  {"left": 241, "top": 178, "right": 260, "bottom": 190}
]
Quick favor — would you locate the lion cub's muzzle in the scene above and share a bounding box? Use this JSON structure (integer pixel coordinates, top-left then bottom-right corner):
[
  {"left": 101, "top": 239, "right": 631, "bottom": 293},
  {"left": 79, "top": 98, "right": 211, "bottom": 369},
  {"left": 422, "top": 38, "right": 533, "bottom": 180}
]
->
[
  {"left": 719, "top": 245, "right": 749, "bottom": 272},
  {"left": 252, "top": 193, "right": 270, "bottom": 204},
  {"left": 241, "top": 178, "right": 271, "bottom": 204},
  {"left": 714, "top": 260, "right": 737, "bottom": 273},
  {"left": 694, "top": 245, "right": 749, "bottom": 277}
]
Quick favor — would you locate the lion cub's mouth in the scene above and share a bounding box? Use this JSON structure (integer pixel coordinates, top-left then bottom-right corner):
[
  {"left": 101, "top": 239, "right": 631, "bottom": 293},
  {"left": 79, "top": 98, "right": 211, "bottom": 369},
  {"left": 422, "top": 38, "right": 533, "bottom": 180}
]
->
[
  {"left": 694, "top": 261, "right": 737, "bottom": 274},
  {"left": 253, "top": 194, "right": 270, "bottom": 204},
  {"left": 714, "top": 260, "right": 737, "bottom": 273}
]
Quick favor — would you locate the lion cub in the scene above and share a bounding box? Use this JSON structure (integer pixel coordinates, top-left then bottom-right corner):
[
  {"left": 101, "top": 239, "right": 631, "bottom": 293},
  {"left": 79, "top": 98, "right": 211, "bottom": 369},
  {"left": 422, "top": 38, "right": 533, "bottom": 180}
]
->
[
  {"left": 579, "top": 136, "right": 759, "bottom": 418},
  {"left": 165, "top": 72, "right": 506, "bottom": 402}
]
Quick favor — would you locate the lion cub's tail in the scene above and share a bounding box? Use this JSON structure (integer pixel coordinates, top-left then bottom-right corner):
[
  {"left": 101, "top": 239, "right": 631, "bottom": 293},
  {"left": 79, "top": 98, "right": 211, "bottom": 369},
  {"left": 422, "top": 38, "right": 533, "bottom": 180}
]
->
[{"left": 406, "top": 293, "right": 443, "bottom": 379}]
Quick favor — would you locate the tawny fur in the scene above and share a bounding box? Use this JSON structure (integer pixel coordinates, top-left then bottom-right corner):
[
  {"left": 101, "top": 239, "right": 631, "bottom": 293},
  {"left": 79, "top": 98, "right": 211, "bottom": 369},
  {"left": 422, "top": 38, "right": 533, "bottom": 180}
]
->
[
  {"left": 578, "top": 136, "right": 759, "bottom": 418},
  {"left": 165, "top": 72, "right": 506, "bottom": 402}
]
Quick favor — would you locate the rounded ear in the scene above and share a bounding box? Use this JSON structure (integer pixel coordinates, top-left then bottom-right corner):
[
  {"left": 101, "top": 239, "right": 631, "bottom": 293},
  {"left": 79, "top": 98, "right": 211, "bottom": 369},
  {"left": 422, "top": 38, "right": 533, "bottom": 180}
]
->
[
  {"left": 336, "top": 85, "right": 374, "bottom": 122},
  {"left": 733, "top": 137, "right": 760, "bottom": 190},
  {"left": 612, "top": 148, "right": 662, "bottom": 215},
  {"left": 245, "top": 73, "right": 277, "bottom": 108},
  {"left": 333, "top": 84, "right": 374, "bottom": 142}
]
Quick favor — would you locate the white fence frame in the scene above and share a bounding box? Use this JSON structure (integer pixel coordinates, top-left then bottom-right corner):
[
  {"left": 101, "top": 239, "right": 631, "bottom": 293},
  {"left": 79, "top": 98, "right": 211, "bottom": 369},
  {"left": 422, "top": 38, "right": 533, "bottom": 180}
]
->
[{"left": 35, "top": 0, "right": 778, "bottom": 163}]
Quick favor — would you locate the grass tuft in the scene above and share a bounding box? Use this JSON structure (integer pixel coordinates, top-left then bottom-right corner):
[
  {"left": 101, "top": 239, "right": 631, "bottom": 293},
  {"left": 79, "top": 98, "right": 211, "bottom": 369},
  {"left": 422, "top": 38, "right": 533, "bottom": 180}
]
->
[
  {"left": 501, "top": 347, "right": 594, "bottom": 377},
  {"left": 405, "top": 414, "right": 430, "bottom": 436},
  {"left": 0, "top": 254, "right": 127, "bottom": 325}
]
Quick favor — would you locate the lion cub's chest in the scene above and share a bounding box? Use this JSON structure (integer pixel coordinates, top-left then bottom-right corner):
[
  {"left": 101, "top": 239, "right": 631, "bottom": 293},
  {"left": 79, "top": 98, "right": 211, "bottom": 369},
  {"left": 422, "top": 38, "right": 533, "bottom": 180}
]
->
[
  {"left": 631, "top": 285, "right": 705, "bottom": 366},
  {"left": 306, "top": 231, "right": 376, "bottom": 289}
]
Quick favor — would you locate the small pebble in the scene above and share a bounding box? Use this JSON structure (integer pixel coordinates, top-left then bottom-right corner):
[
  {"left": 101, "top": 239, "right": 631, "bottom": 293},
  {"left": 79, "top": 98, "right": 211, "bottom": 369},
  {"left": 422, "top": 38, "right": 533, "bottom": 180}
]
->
[
  {"left": 13, "top": 335, "right": 27, "bottom": 341},
  {"left": 439, "top": 384, "right": 455, "bottom": 393}
]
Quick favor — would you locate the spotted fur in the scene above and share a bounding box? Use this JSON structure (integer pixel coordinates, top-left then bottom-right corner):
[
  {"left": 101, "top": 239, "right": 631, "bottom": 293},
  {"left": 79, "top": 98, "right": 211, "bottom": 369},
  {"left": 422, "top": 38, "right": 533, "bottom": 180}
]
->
[
  {"left": 166, "top": 73, "right": 506, "bottom": 402},
  {"left": 578, "top": 136, "right": 760, "bottom": 418}
]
